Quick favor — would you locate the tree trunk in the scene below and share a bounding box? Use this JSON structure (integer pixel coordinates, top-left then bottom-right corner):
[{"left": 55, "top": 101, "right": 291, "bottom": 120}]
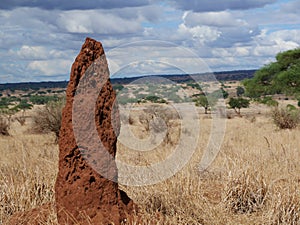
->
[{"left": 233, "top": 108, "right": 242, "bottom": 117}]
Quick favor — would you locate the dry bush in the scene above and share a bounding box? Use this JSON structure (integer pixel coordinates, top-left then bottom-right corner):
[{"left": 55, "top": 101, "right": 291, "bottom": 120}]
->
[
  {"left": 15, "top": 116, "right": 26, "bottom": 126},
  {"left": 139, "top": 104, "right": 180, "bottom": 144},
  {"left": 0, "top": 116, "right": 9, "bottom": 136},
  {"left": 128, "top": 115, "right": 134, "bottom": 125},
  {"left": 223, "top": 169, "right": 269, "bottom": 214},
  {"left": 271, "top": 107, "right": 300, "bottom": 129},
  {"left": 143, "top": 105, "right": 179, "bottom": 124},
  {"left": 31, "top": 99, "right": 65, "bottom": 142}
]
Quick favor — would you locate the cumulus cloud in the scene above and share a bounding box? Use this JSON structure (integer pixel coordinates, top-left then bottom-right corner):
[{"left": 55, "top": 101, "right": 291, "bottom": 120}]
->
[
  {"left": 177, "top": 23, "right": 221, "bottom": 46},
  {"left": 13, "top": 45, "right": 48, "bottom": 60},
  {"left": 57, "top": 10, "right": 143, "bottom": 34},
  {"left": 27, "top": 59, "right": 72, "bottom": 76},
  {"left": 0, "top": 0, "right": 151, "bottom": 10},
  {"left": 9, "top": 45, "right": 75, "bottom": 61},
  {"left": 183, "top": 11, "right": 247, "bottom": 27},
  {"left": 178, "top": 11, "right": 260, "bottom": 48},
  {"left": 252, "top": 29, "right": 300, "bottom": 57}
]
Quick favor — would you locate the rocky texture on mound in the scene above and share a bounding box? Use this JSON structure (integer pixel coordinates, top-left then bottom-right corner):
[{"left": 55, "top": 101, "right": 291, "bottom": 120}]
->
[{"left": 54, "top": 37, "right": 136, "bottom": 224}]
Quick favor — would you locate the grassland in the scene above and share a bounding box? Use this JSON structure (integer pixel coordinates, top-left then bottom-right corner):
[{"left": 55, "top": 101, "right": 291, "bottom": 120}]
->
[{"left": 1, "top": 98, "right": 300, "bottom": 224}]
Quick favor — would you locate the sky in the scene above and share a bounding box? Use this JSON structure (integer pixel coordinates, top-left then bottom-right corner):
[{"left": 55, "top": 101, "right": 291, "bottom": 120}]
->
[{"left": 0, "top": 0, "right": 300, "bottom": 83}]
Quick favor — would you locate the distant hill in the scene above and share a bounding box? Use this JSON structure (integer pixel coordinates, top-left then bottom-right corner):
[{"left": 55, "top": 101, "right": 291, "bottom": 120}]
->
[
  {"left": 0, "top": 81, "right": 68, "bottom": 92},
  {"left": 112, "top": 70, "right": 256, "bottom": 84},
  {"left": 0, "top": 70, "right": 256, "bottom": 91}
]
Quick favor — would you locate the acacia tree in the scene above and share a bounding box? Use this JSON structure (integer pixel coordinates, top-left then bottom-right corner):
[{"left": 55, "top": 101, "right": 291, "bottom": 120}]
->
[
  {"left": 194, "top": 94, "right": 217, "bottom": 114},
  {"left": 228, "top": 97, "right": 250, "bottom": 116},
  {"left": 243, "top": 48, "right": 300, "bottom": 98}
]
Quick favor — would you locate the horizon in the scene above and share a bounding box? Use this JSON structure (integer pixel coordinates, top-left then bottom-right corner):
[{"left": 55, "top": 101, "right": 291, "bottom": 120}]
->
[{"left": 0, "top": 68, "right": 257, "bottom": 85}]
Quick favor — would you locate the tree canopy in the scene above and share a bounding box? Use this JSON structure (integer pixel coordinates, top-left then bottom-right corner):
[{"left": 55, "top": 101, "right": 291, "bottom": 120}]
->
[
  {"left": 243, "top": 48, "right": 300, "bottom": 98},
  {"left": 194, "top": 94, "right": 217, "bottom": 114},
  {"left": 228, "top": 97, "right": 250, "bottom": 116}
]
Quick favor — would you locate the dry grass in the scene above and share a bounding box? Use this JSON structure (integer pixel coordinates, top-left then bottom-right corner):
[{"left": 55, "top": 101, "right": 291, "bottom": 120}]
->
[
  {"left": 1, "top": 103, "right": 300, "bottom": 224},
  {"left": 0, "top": 121, "right": 58, "bottom": 224}
]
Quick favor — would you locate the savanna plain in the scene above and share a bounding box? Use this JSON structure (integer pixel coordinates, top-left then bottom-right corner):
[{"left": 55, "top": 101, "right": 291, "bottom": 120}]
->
[{"left": 0, "top": 83, "right": 300, "bottom": 225}]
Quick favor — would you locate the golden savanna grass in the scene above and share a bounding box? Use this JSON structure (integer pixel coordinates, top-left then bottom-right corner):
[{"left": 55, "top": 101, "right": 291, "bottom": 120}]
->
[{"left": 1, "top": 103, "right": 300, "bottom": 224}]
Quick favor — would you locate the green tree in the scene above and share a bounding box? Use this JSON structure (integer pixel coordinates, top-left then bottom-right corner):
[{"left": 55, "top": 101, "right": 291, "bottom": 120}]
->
[
  {"left": 236, "top": 86, "right": 245, "bottom": 97},
  {"left": 221, "top": 88, "right": 229, "bottom": 99},
  {"left": 228, "top": 97, "right": 250, "bottom": 116},
  {"left": 194, "top": 94, "right": 217, "bottom": 114},
  {"left": 211, "top": 88, "right": 228, "bottom": 99},
  {"left": 255, "top": 96, "right": 278, "bottom": 107},
  {"left": 244, "top": 48, "right": 300, "bottom": 98}
]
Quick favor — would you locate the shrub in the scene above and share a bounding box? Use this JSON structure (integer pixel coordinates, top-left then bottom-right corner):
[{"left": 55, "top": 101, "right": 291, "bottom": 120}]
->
[
  {"left": 15, "top": 116, "right": 26, "bottom": 126},
  {"left": 29, "top": 95, "right": 59, "bottom": 105},
  {"left": 223, "top": 170, "right": 268, "bottom": 214},
  {"left": 112, "top": 84, "right": 124, "bottom": 92},
  {"left": 144, "top": 95, "right": 167, "bottom": 104},
  {"left": 271, "top": 107, "right": 300, "bottom": 129},
  {"left": 117, "top": 96, "right": 137, "bottom": 105},
  {"left": 139, "top": 105, "right": 179, "bottom": 145},
  {"left": 31, "top": 99, "right": 65, "bottom": 142},
  {"left": 255, "top": 96, "right": 278, "bottom": 107},
  {"left": 286, "top": 104, "right": 297, "bottom": 111},
  {"left": 0, "top": 116, "right": 10, "bottom": 136}
]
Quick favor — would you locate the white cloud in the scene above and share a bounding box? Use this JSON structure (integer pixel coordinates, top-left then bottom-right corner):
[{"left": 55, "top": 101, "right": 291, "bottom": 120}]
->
[
  {"left": 272, "top": 29, "right": 300, "bottom": 45},
  {"left": 212, "top": 47, "right": 250, "bottom": 58},
  {"left": 13, "top": 45, "right": 48, "bottom": 60},
  {"left": 27, "top": 59, "right": 72, "bottom": 76},
  {"left": 184, "top": 11, "right": 247, "bottom": 27},
  {"left": 177, "top": 23, "right": 221, "bottom": 46},
  {"left": 252, "top": 29, "right": 300, "bottom": 57},
  {"left": 57, "top": 10, "right": 143, "bottom": 34}
]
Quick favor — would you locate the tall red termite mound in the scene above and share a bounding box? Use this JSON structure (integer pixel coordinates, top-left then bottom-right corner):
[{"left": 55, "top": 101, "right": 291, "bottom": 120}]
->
[{"left": 54, "top": 37, "right": 135, "bottom": 224}]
